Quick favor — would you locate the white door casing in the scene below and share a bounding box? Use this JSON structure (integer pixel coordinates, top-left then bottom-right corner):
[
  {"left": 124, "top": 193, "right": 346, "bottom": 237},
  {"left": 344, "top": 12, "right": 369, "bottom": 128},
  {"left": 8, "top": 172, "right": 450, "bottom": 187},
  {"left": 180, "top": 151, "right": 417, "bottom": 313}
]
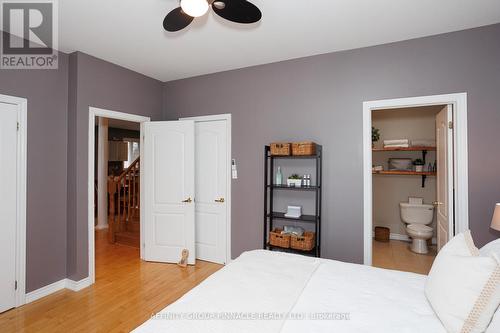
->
[
  {"left": 143, "top": 121, "right": 196, "bottom": 265},
  {"left": 363, "top": 93, "right": 468, "bottom": 265},
  {"left": 436, "top": 105, "right": 454, "bottom": 251},
  {"left": 194, "top": 120, "right": 228, "bottom": 264},
  {"left": 0, "top": 103, "right": 19, "bottom": 312}
]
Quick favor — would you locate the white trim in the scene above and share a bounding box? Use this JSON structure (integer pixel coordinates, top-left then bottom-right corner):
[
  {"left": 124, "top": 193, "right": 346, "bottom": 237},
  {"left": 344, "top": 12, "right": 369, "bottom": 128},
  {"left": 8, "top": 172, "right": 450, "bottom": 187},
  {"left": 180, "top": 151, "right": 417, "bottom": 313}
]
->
[
  {"left": 65, "top": 277, "right": 92, "bottom": 292},
  {"left": 25, "top": 279, "right": 66, "bottom": 304},
  {"left": 0, "top": 94, "right": 27, "bottom": 307},
  {"left": 88, "top": 107, "right": 150, "bottom": 285},
  {"left": 96, "top": 117, "right": 109, "bottom": 230},
  {"left": 372, "top": 232, "right": 437, "bottom": 245},
  {"left": 25, "top": 277, "right": 92, "bottom": 304},
  {"left": 180, "top": 114, "right": 232, "bottom": 263},
  {"left": 363, "top": 93, "right": 469, "bottom": 265}
]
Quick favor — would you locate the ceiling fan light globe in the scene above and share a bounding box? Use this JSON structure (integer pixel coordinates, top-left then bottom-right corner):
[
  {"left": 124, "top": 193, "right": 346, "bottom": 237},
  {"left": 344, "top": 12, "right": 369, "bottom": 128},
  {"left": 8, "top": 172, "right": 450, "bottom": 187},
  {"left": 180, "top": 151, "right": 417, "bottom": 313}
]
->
[{"left": 180, "top": 0, "right": 209, "bottom": 18}]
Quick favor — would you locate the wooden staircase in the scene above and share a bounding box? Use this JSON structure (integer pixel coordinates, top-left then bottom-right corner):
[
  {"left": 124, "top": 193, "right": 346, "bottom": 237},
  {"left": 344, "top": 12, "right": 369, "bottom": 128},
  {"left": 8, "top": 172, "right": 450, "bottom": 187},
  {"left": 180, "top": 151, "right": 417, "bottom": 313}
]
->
[{"left": 108, "top": 157, "right": 140, "bottom": 248}]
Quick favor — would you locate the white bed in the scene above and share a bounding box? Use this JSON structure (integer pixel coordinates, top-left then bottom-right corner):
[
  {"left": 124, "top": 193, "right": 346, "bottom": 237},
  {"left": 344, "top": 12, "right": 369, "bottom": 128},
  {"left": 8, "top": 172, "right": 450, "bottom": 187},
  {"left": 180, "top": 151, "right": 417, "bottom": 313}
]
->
[{"left": 134, "top": 250, "right": 447, "bottom": 332}]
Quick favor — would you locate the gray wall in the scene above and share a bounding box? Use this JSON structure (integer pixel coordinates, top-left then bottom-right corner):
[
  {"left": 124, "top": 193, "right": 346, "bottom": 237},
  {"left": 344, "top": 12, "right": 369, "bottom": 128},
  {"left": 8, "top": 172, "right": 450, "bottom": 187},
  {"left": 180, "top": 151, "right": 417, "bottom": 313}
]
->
[
  {"left": 0, "top": 50, "right": 69, "bottom": 292},
  {"left": 163, "top": 24, "right": 500, "bottom": 263},
  {"left": 66, "top": 52, "right": 163, "bottom": 280}
]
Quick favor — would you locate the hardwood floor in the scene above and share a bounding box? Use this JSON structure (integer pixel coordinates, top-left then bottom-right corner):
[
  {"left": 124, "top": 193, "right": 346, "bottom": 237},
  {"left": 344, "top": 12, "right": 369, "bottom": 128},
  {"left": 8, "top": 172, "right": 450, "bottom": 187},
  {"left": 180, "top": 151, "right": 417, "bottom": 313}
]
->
[
  {"left": 0, "top": 230, "right": 222, "bottom": 333},
  {"left": 372, "top": 239, "right": 436, "bottom": 275}
]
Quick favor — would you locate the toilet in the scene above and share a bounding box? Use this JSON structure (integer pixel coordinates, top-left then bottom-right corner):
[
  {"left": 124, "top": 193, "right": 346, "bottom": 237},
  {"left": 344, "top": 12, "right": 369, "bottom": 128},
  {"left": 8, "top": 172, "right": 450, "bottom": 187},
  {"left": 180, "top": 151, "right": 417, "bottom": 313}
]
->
[{"left": 399, "top": 198, "right": 435, "bottom": 254}]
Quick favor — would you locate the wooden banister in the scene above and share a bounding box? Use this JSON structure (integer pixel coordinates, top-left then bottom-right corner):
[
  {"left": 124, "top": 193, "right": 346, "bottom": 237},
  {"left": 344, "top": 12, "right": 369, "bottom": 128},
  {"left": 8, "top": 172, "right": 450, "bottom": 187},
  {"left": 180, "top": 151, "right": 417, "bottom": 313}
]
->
[{"left": 108, "top": 157, "right": 140, "bottom": 244}]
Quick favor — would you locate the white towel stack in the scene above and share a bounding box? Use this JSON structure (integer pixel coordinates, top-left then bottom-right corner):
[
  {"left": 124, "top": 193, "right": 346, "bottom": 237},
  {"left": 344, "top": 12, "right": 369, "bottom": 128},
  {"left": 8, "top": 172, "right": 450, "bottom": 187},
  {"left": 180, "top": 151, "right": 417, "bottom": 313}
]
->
[
  {"left": 384, "top": 139, "right": 410, "bottom": 148},
  {"left": 411, "top": 139, "right": 436, "bottom": 147}
]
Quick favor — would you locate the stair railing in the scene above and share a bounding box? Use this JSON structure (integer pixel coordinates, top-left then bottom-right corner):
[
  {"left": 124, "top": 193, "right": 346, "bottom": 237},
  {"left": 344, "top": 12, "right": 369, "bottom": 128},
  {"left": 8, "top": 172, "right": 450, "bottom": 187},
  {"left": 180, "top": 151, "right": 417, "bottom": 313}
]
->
[{"left": 108, "top": 157, "right": 140, "bottom": 243}]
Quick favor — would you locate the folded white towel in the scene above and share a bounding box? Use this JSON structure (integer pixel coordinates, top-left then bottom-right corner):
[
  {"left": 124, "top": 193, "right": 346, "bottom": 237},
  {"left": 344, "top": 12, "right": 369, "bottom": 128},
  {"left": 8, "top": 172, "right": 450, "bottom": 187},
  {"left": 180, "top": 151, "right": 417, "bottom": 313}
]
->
[
  {"left": 384, "top": 139, "right": 410, "bottom": 145},
  {"left": 412, "top": 139, "right": 436, "bottom": 147},
  {"left": 384, "top": 144, "right": 410, "bottom": 148}
]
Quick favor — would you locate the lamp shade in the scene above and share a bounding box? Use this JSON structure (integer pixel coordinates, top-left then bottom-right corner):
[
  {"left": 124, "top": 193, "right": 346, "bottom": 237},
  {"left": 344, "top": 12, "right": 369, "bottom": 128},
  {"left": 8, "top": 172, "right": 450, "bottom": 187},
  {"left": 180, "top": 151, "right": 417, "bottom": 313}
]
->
[{"left": 491, "top": 203, "right": 500, "bottom": 231}]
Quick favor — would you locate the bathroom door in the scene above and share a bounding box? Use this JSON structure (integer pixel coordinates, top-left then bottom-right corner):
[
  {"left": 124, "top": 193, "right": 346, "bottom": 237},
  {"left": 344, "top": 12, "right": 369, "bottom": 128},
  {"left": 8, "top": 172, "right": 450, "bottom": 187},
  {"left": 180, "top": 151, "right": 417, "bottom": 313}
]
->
[{"left": 436, "top": 105, "right": 454, "bottom": 251}]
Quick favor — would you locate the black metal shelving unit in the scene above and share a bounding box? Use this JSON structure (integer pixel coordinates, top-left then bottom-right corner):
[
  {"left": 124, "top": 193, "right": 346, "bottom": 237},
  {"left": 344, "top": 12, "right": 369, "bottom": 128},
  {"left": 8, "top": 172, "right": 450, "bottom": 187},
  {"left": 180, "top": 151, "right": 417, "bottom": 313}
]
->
[{"left": 263, "top": 145, "right": 322, "bottom": 257}]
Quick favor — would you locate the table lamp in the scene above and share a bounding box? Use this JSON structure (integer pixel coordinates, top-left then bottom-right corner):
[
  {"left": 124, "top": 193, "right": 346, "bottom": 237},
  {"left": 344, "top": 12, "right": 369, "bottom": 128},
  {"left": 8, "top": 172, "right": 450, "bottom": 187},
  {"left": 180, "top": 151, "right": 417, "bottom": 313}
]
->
[{"left": 491, "top": 203, "right": 500, "bottom": 231}]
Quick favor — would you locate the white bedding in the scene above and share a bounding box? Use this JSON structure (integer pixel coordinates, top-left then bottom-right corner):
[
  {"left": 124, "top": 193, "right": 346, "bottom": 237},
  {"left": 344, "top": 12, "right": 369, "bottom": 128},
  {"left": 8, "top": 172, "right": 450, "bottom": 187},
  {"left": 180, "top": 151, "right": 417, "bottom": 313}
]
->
[{"left": 134, "top": 250, "right": 446, "bottom": 333}]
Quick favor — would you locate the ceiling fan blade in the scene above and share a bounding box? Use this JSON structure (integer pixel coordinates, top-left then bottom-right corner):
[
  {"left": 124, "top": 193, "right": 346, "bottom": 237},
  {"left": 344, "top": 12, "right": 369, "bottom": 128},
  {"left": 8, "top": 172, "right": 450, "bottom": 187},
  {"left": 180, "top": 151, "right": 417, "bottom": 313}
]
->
[
  {"left": 163, "top": 7, "right": 195, "bottom": 32},
  {"left": 212, "top": 0, "right": 262, "bottom": 24}
]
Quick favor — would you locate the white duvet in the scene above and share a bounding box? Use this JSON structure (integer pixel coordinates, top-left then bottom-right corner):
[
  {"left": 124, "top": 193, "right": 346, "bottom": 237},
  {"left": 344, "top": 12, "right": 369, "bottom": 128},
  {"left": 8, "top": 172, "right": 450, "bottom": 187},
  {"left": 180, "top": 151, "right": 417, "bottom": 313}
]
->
[{"left": 134, "top": 250, "right": 446, "bottom": 333}]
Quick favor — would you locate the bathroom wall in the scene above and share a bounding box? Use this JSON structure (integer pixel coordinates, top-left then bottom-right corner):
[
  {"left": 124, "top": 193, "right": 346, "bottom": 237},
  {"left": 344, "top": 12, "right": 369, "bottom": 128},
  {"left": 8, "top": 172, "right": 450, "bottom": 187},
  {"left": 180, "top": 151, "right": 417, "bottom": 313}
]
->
[{"left": 372, "top": 106, "right": 443, "bottom": 236}]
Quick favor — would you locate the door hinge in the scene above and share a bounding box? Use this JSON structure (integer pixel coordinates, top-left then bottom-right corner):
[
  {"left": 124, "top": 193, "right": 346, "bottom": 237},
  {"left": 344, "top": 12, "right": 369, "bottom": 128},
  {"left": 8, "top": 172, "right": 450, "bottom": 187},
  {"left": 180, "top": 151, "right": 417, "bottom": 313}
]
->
[
  {"left": 15, "top": 280, "right": 17, "bottom": 290},
  {"left": 17, "top": 122, "right": 20, "bottom": 131},
  {"left": 448, "top": 121, "right": 453, "bottom": 129}
]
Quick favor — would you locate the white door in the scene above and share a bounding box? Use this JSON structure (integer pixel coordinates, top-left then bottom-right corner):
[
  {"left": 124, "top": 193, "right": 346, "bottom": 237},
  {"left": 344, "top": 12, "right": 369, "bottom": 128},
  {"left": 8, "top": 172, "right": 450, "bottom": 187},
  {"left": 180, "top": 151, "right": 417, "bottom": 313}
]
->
[
  {"left": 436, "top": 105, "right": 454, "bottom": 251},
  {"left": 194, "top": 120, "right": 228, "bottom": 264},
  {"left": 143, "top": 121, "right": 196, "bottom": 265},
  {"left": 0, "top": 103, "right": 18, "bottom": 313}
]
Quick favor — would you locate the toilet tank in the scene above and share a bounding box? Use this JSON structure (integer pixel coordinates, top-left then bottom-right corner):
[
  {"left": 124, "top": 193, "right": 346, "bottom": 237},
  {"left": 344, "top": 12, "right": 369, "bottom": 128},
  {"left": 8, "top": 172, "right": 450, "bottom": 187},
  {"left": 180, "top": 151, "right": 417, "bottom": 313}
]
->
[{"left": 399, "top": 203, "right": 434, "bottom": 225}]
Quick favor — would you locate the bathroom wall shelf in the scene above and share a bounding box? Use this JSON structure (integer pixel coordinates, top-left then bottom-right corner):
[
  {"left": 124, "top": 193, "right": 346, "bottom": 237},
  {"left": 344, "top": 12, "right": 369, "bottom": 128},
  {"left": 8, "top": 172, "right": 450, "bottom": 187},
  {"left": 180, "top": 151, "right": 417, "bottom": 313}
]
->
[
  {"left": 372, "top": 146, "right": 436, "bottom": 188},
  {"left": 372, "top": 170, "right": 436, "bottom": 187},
  {"left": 372, "top": 146, "right": 436, "bottom": 152},
  {"left": 264, "top": 145, "right": 322, "bottom": 257},
  {"left": 372, "top": 170, "right": 436, "bottom": 176}
]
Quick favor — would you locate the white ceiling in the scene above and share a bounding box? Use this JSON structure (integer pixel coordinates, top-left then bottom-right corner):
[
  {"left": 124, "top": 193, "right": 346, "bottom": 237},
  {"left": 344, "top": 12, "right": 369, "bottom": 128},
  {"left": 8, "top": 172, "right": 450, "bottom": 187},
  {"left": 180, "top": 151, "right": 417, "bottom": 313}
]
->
[{"left": 59, "top": 0, "right": 500, "bottom": 82}]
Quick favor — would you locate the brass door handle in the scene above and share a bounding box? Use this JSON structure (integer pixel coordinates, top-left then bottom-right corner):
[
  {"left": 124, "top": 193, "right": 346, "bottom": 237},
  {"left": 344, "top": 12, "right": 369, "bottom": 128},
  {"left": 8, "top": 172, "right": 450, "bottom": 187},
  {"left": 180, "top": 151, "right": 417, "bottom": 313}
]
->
[
  {"left": 182, "top": 197, "right": 193, "bottom": 203},
  {"left": 215, "top": 197, "right": 225, "bottom": 203},
  {"left": 433, "top": 201, "right": 443, "bottom": 206}
]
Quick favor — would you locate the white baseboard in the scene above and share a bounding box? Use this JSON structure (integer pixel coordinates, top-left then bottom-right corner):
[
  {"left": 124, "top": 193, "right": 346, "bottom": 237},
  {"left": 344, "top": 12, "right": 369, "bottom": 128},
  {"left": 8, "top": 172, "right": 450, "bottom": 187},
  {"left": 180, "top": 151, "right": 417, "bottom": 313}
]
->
[
  {"left": 25, "top": 277, "right": 93, "bottom": 304},
  {"left": 373, "top": 231, "right": 437, "bottom": 245},
  {"left": 65, "top": 277, "right": 92, "bottom": 292},
  {"left": 25, "top": 278, "right": 67, "bottom": 304}
]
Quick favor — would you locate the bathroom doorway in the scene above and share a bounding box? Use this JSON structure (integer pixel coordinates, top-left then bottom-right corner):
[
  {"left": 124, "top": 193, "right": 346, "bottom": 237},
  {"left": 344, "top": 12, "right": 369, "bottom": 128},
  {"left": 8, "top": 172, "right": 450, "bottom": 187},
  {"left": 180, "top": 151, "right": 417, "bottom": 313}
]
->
[
  {"left": 371, "top": 105, "right": 442, "bottom": 274},
  {"left": 362, "top": 93, "right": 470, "bottom": 271}
]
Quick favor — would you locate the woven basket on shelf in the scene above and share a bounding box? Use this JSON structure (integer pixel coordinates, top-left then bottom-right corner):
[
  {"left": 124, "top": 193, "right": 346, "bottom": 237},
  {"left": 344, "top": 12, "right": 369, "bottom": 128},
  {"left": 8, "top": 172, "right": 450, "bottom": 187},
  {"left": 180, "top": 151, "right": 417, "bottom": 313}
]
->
[
  {"left": 292, "top": 142, "right": 316, "bottom": 156},
  {"left": 270, "top": 143, "right": 291, "bottom": 156},
  {"left": 269, "top": 228, "right": 291, "bottom": 248},
  {"left": 290, "top": 232, "right": 315, "bottom": 251}
]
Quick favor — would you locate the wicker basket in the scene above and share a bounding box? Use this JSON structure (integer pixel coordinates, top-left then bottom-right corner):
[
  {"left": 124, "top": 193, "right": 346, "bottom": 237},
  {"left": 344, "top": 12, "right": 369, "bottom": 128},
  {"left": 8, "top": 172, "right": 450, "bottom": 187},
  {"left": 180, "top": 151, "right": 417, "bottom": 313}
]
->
[
  {"left": 290, "top": 232, "right": 315, "bottom": 251},
  {"left": 292, "top": 142, "right": 316, "bottom": 156},
  {"left": 270, "top": 143, "right": 291, "bottom": 156},
  {"left": 269, "top": 228, "right": 290, "bottom": 248},
  {"left": 374, "top": 226, "right": 390, "bottom": 242}
]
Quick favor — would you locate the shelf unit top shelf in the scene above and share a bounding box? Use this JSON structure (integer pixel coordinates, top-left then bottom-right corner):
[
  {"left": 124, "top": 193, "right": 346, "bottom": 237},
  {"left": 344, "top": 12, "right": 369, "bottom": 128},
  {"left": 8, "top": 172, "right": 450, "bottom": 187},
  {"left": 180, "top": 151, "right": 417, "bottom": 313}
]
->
[
  {"left": 373, "top": 170, "right": 436, "bottom": 176},
  {"left": 372, "top": 146, "right": 436, "bottom": 152},
  {"left": 267, "top": 184, "right": 320, "bottom": 191}
]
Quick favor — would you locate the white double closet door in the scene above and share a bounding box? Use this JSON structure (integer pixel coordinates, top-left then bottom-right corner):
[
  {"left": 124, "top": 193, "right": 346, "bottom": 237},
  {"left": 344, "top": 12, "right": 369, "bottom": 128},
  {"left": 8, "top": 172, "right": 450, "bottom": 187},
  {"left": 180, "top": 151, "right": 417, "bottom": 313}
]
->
[{"left": 143, "top": 117, "right": 228, "bottom": 265}]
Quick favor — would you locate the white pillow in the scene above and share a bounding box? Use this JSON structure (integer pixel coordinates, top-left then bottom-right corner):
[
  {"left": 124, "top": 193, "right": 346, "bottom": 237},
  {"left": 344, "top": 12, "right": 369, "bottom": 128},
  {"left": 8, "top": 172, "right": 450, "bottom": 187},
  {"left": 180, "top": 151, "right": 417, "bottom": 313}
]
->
[
  {"left": 480, "top": 238, "right": 500, "bottom": 257},
  {"left": 481, "top": 239, "right": 500, "bottom": 333},
  {"left": 425, "top": 231, "right": 500, "bottom": 333}
]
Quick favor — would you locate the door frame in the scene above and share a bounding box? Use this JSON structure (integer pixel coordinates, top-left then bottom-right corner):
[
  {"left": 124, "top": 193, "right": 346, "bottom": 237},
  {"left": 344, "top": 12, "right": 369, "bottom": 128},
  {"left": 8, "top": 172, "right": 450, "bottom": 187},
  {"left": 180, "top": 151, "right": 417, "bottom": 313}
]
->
[
  {"left": 362, "top": 93, "right": 469, "bottom": 265},
  {"left": 88, "top": 107, "right": 150, "bottom": 284},
  {"left": 0, "top": 93, "right": 27, "bottom": 307},
  {"left": 180, "top": 114, "right": 232, "bottom": 263}
]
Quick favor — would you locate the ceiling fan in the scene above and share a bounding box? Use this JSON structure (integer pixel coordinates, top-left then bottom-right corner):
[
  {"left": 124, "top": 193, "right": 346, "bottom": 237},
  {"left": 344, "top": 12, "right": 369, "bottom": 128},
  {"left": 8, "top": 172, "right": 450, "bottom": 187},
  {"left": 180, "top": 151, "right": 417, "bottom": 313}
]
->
[{"left": 163, "top": 0, "right": 262, "bottom": 32}]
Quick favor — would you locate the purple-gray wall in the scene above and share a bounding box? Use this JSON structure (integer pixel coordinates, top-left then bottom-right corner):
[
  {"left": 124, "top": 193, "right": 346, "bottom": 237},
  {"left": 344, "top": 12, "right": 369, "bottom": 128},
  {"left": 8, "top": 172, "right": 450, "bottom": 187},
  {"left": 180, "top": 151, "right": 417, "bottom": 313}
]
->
[
  {"left": 66, "top": 52, "right": 163, "bottom": 280},
  {"left": 1, "top": 23, "right": 499, "bottom": 292},
  {"left": 0, "top": 51, "right": 69, "bottom": 292},
  {"left": 163, "top": 24, "right": 500, "bottom": 263}
]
